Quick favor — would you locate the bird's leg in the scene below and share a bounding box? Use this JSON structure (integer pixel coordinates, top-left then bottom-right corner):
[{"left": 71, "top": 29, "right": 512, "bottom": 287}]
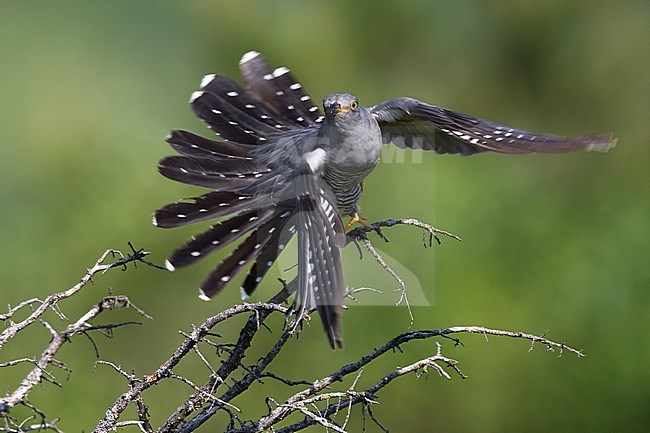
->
[{"left": 345, "top": 212, "right": 372, "bottom": 231}]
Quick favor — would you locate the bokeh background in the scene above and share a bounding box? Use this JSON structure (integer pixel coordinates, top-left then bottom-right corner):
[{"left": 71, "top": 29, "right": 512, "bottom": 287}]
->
[{"left": 1, "top": 1, "right": 648, "bottom": 431}]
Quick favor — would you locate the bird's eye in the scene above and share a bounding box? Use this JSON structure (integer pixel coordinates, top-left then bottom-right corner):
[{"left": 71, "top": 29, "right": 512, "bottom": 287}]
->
[{"left": 350, "top": 101, "right": 358, "bottom": 111}]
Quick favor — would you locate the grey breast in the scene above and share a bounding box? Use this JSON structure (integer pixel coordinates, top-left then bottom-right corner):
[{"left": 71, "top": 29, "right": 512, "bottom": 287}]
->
[{"left": 321, "top": 108, "right": 382, "bottom": 215}]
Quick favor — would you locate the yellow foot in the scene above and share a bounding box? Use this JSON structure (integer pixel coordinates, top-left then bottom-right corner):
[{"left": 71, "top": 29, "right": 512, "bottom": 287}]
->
[{"left": 345, "top": 213, "right": 372, "bottom": 231}]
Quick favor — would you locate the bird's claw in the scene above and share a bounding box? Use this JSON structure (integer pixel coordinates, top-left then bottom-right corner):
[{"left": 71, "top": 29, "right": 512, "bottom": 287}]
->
[{"left": 345, "top": 213, "right": 372, "bottom": 231}]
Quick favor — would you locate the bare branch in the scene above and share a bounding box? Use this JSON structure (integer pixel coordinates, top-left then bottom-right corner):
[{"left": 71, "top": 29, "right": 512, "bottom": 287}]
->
[
  {"left": 0, "top": 229, "right": 585, "bottom": 433},
  {"left": 94, "top": 292, "right": 290, "bottom": 433},
  {"left": 0, "top": 246, "right": 153, "bottom": 349},
  {"left": 345, "top": 218, "right": 461, "bottom": 327},
  {"left": 0, "top": 296, "right": 144, "bottom": 412},
  {"left": 0, "top": 245, "right": 159, "bottom": 429}
]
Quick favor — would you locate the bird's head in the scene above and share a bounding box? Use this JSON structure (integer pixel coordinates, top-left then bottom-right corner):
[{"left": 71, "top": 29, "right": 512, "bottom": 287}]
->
[{"left": 323, "top": 93, "right": 359, "bottom": 119}]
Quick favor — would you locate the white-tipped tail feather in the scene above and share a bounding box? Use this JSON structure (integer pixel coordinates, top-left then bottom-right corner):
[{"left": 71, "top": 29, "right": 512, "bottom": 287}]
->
[
  {"left": 189, "top": 91, "right": 204, "bottom": 103},
  {"left": 200, "top": 74, "right": 216, "bottom": 88},
  {"left": 239, "top": 50, "right": 260, "bottom": 65},
  {"left": 165, "top": 259, "right": 176, "bottom": 272},
  {"left": 198, "top": 289, "right": 211, "bottom": 301}
]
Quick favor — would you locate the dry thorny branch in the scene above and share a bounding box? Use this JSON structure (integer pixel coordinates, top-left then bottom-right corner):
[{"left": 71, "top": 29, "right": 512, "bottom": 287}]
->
[
  {"left": 0, "top": 222, "right": 584, "bottom": 433},
  {"left": 0, "top": 243, "right": 157, "bottom": 432}
]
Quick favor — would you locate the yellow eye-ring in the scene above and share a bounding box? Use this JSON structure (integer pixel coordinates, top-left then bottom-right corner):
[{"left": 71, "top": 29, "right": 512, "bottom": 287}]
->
[{"left": 350, "top": 100, "right": 358, "bottom": 111}]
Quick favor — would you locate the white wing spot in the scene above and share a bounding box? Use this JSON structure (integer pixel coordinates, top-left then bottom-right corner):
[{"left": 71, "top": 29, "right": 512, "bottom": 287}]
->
[
  {"left": 211, "top": 109, "right": 222, "bottom": 114},
  {"left": 300, "top": 95, "right": 310, "bottom": 101},
  {"left": 290, "top": 83, "right": 302, "bottom": 90},
  {"left": 227, "top": 91, "right": 239, "bottom": 97},
  {"left": 177, "top": 214, "right": 187, "bottom": 218},
  {"left": 245, "top": 104, "right": 255, "bottom": 109},
  {"left": 275, "top": 90, "right": 285, "bottom": 96},
  {"left": 191, "top": 251, "right": 201, "bottom": 257},
  {"left": 220, "top": 275, "right": 231, "bottom": 283},
  {"left": 309, "top": 106, "right": 319, "bottom": 112}
]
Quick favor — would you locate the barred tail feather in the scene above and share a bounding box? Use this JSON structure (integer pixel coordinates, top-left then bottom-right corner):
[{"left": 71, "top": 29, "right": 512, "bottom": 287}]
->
[
  {"left": 295, "top": 174, "right": 346, "bottom": 349},
  {"left": 241, "top": 209, "right": 296, "bottom": 297},
  {"left": 199, "top": 210, "right": 294, "bottom": 299},
  {"left": 166, "top": 130, "right": 256, "bottom": 160},
  {"left": 191, "top": 90, "right": 283, "bottom": 144},
  {"left": 154, "top": 191, "right": 272, "bottom": 228},
  {"left": 198, "top": 75, "right": 294, "bottom": 132},
  {"left": 167, "top": 208, "right": 275, "bottom": 269},
  {"left": 238, "top": 51, "right": 323, "bottom": 127}
]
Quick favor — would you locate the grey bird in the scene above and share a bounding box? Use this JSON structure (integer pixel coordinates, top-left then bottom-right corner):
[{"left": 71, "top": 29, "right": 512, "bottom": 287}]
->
[{"left": 154, "top": 51, "right": 616, "bottom": 349}]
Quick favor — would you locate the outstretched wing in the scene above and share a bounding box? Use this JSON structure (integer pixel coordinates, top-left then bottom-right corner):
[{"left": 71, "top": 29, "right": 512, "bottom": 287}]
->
[{"left": 370, "top": 97, "right": 616, "bottom": 155}]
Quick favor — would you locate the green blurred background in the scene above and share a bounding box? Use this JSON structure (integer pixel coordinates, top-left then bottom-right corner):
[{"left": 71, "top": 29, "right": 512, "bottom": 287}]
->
[{"left": 1, "top": 1, "right": 648, "bottom": 431}]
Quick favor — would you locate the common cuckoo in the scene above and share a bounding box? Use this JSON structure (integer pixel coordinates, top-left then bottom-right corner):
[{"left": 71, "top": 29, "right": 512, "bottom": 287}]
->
[{"left": 154, "top": 51, "right": 615, "bottom": 349}]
